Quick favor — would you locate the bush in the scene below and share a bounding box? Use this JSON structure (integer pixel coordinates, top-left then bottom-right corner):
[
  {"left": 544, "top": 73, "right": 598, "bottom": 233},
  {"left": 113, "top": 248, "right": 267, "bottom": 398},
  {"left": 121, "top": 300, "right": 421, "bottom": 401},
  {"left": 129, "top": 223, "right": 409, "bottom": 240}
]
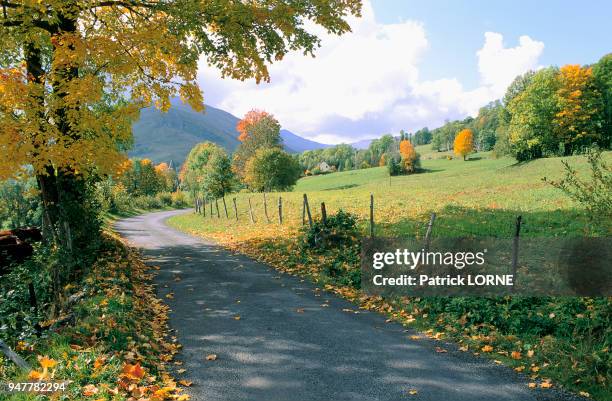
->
[
  {"left": 171, "top": 191, "right": 189, "bottom": 208},
  {"left": 546, "top": 147, "right": 612, "bottom": 230},
  {"left": 133, "top": 195, "right": 162, "bottom": 210},
  {"left": 156, "top": 192, "right": 173, "bottom": 206},
  {"left": 300, "top": 210, "right": 361, "bottom": 287},
  {"left": 387, "top": 157, "right": 402, "bottom": 176}
]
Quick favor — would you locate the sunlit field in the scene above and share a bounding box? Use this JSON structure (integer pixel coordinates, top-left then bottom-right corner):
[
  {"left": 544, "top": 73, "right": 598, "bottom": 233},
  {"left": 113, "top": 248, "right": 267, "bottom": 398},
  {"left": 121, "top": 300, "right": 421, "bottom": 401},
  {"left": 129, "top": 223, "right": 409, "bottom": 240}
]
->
[{"left": 168, "top": 150, "right": 612, "bottom": 241}]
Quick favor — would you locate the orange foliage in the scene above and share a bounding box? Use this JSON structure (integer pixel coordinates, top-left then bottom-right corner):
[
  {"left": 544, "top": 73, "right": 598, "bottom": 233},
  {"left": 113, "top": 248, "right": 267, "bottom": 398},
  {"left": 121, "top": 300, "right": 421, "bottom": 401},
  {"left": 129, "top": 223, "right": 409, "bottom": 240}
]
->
[
  {"left": 554, "top": 64, "right": 601, "bottom": 142},
  {"left": 236, "top": 109, "right": 271, "bottom": 141},
  {"left": 155, "top": 162, "right": 169, "bottom": 173},
  {"left": 399, "top": 139, "right": 418, "bottom": 173},
  {"left": 379, "top": 154, "right": 386, "bottom": 167},
  {"left": 454, "top": 129, "right": 474, "bottom": 160},
  {"left": 399, "top": 139, "right": 415, "bottom": 159}
]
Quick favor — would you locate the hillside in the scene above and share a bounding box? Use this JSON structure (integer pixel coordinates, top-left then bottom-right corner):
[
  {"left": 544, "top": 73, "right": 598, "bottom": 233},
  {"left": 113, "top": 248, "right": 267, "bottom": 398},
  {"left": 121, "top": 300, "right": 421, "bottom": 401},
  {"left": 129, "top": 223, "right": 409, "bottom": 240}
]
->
[{"left": 130, "top": 99, "right": 329, "bottom": 165}]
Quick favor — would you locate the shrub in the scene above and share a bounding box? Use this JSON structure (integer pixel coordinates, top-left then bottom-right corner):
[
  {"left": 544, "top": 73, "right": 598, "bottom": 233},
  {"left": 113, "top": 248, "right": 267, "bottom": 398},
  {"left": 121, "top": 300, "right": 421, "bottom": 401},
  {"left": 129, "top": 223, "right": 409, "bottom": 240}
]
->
[
  {"left": 156, "top": 192, "right": 173, "bottom": 206},
  {"left": 300, "top": 210, "right": 361, "bottom": 287},
  {"left": 171, "top": 191, "right": 189, "bottom": 208},
  {"left": 546, "top": 147, "right": 612, "bottom": 230}
]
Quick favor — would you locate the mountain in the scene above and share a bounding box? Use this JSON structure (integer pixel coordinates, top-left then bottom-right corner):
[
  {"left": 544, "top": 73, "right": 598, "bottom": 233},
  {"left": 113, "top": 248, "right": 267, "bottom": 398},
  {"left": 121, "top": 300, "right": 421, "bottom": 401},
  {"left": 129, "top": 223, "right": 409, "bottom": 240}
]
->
[
  {"left": 350, "top": 138, "right": 376, "bottom": 149},
  {"left": 280, "top": 129, "right": 331, "bottom": 153},
  {"left": 130, "top": 99, "right": 329, "bottom": 165}
]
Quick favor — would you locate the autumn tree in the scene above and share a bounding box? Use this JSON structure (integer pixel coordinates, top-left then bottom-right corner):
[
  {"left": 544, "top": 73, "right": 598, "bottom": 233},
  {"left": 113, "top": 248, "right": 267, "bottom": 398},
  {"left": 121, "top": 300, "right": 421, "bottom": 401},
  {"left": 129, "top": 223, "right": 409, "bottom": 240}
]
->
[
  {"left": 0, "top": 0, "right": 362, "bottom": 247},
  {"left": 379, "top": 154, "right": 387, "bottom": 167},
  {"left": 454, "top": 129, "right": 475, "bottom": 160},
  {"left": 155, "top": 162, "right": 178, "bottom": 192},
  {"left": 554, "top": 64, "right": 606, "bottom": 154},
  {"left": 399, "top": 138, "right": 419, "bottom": 173},
  {"left": 232, "top": 111, "right": 283, "bottom": 178},
  {"left": 244, "top": 148, "right": 301, "bottom": 192}
]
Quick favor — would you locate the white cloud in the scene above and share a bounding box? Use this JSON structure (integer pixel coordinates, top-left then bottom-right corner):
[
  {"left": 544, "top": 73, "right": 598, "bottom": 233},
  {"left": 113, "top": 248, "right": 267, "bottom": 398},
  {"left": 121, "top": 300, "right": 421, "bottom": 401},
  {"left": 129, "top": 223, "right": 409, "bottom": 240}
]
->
[
  {"left": 196, "top": 2, "right": 544, "bottom": 144},
  {"left": 477, "top": 32, "right": 544, "bottom": 95}
]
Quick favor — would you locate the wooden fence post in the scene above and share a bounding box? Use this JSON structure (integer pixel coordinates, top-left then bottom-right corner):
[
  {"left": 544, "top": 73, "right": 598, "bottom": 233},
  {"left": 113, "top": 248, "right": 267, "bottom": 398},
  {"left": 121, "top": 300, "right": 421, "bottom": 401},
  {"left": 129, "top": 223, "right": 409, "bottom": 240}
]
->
[
  {"left": 222, "top": 197, "right": 229, "bottom": 219},
  {"left": 233, "top": 198, "right": 239, "bottom": 221},
  {"left": 248, "top": 198, "right": 255, "bottom": 223},
  {"left": 215, "top": 199, "right": 220, "bottom": 218},
  {"left": 511, "top": 215, "right": 522, "bottom": 286},
  {"left": 424, "top": 212, "right": 436, "bottom": 251},
  {"left": 278, "top": 196, "right": 283, "bottom": 224},
  {"left": 321, "top": 202, "right": 327, "bottom": 225},
  {"left": 302, "top": 196, "right": 306, "bottom": 225},
  {"left": 0, "top": 340, "right": 31, "bottom": 371},
  {"left": 303, "top": 194, "right": 313, "bottom": 228},
  {"left": 263, "top": 193, "right": 271, "bottom": 223},
  {"left": 369, "top": 194, "right": 374, "bottom": 238}
]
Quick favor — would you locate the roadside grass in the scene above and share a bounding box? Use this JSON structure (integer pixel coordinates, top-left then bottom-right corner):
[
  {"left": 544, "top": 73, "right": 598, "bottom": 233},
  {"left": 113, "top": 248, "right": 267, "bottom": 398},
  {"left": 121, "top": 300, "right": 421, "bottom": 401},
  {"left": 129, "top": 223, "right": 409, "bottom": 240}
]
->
[
  {"left": 0, "top": 233, "right": 188, "bottom": 401},
  {"left": 168, "top": 151, "right": 611, "bottom": 400}
]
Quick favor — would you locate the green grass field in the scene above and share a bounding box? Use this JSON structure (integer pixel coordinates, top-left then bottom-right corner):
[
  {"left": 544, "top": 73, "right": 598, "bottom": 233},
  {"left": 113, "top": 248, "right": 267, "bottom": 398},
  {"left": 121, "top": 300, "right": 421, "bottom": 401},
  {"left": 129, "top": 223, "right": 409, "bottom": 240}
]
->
[{"left": 169, "top": 150, "right": 611, "bottom": 240}]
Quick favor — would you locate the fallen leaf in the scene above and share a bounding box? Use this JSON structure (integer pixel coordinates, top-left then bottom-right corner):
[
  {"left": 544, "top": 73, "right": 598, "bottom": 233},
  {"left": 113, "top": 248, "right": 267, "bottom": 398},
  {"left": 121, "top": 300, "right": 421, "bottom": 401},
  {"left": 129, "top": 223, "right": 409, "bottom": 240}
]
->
[
  {"left": 38, "top": 356, "right": 57, "bottom": 369},
  {"left": 166, "top": 293, "right": 174, "bottom": 299},
  {"left": 408, "top": 389, "right": 418, "bottom": 395},
  {"left": 514, "top": 366, "right": 525, "bottom": 372},
  {"left": 206, "top": 354, "right": 218, "bottom": 361},
  {"left": 528, "top": 383, "right": 536, "bottom": 389},
  {"left": 177, "top": 368, "right": 187, "bottom": 374},
  {"left": 409, "top": 335, "right": 420, "bottom": 340},
  {"left": 511, "top": 351, "right": 522, "bottom": 360},
  {"left": 527, "top": 350, "right": 534, "bottom": 358},
  {"left": 459, "top": 345, "right": 468, "bottom": 352},
  {"left": 296, "top": 308, "right": 305, "bottom": 313},
  {"left": 234, "top": 315, "right": 241, "bottom": 320},
  {"left": 82, "top": 384, "right": 99, "bottom": 396},
  {"left": 481, "top": 345, "right": 493, "bottom": 353},
  {"left": 579, "top": 391, "right": 590, "bottom": 398},
  {"left": 179, "top": 380, "right": 193, "bottom": 387},
  {"left": 435, "top": 347, "right": 447, "bottom": 353},
  {"left": 540, "top": 381, "right": 553, "bottom": 389}
]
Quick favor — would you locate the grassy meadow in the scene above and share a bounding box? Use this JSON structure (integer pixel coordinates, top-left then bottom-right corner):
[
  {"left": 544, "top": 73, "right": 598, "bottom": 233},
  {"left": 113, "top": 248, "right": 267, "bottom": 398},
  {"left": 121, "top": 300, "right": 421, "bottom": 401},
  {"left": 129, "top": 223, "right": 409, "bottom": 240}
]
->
[{"left": 169, "top": 149, "right": 611, "bottom": 241}]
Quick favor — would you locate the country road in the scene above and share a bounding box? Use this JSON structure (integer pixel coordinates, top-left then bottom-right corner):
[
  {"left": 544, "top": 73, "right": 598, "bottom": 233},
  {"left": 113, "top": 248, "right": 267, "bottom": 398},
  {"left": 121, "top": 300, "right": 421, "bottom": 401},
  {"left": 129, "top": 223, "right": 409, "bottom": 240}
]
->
[{"left": 114, "top": 209, "right": 581, "bottom": 401}]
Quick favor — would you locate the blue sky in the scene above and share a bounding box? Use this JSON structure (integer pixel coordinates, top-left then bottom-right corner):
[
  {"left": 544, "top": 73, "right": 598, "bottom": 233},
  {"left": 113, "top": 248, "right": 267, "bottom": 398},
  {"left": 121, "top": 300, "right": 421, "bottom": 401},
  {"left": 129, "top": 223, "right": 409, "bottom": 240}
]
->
[
  {"left": 372, "top": 0, "right": 612, "bottom": 89},
  {"left": 198, "top": 0, "right": 611, "bottom": 144}
]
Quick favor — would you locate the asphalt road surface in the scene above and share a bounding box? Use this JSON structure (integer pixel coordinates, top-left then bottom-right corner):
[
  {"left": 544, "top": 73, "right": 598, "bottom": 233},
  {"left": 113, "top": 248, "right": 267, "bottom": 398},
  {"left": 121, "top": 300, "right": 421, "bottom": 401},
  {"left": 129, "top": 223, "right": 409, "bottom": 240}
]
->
[{"left": 115, "top": 209, "right": 582, "bottom": 401}]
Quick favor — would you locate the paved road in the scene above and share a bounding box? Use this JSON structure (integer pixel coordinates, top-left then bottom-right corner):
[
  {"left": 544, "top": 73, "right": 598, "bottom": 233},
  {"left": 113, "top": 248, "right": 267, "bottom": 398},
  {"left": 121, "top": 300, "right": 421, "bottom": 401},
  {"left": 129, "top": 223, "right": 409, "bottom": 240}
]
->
[{"left": 115, "top": 209, "right": 580, "bottom": 401}]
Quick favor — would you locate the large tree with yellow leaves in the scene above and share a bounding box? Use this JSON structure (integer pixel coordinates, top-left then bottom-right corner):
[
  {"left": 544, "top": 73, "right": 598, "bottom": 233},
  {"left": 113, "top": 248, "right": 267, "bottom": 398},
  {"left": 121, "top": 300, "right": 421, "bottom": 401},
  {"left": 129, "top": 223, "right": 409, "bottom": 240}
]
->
[{"left": 0, "top": 0, "right": 361, "bottom": 242}]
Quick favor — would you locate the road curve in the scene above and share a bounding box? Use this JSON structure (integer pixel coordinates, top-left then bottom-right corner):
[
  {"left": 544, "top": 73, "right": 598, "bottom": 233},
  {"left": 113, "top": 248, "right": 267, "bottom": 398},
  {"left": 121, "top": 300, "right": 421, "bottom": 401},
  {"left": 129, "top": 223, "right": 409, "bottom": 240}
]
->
[{"left": 114, "top": 209, "right": 580, "bottom": 401}]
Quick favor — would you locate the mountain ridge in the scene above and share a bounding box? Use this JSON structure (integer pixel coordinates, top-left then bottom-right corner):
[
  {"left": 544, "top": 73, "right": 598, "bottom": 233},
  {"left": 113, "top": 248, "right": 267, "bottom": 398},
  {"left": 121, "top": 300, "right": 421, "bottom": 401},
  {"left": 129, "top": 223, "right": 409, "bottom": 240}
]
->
[{"left": 129, "top": 100, "right": 330, "bottom": 165}]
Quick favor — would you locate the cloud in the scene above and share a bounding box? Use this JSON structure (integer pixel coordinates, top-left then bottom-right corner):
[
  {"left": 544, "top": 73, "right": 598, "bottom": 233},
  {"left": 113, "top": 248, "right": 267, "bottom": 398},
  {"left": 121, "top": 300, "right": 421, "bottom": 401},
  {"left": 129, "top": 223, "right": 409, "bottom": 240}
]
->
[
  {"left": 477, "top": 32, "right": 545, "bottom": 94},
  {"left": 196, "top": 2, "right": 544, "bottom": 144}
]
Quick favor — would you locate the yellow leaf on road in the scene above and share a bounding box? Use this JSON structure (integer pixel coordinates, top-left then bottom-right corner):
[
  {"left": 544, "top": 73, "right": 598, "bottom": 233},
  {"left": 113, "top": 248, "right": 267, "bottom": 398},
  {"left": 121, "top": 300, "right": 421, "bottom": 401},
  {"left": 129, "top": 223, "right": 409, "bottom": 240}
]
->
[
  {"left": 481, "top": 345, "right": 493, "bottom": 352},
  {"left": 206, "top": 354, "right": 218, "bottom": 361}
]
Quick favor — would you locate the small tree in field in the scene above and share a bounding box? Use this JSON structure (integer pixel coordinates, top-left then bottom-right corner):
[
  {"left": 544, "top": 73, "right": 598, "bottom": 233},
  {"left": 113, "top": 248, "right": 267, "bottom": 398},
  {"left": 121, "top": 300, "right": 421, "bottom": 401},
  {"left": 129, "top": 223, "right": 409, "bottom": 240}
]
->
[
  {"left": 244, "top": 148, "right": 301, "bottom": 192},
  {"left": 379, "top": 154, "right": 387, "bottom": 167},
  {"left": 399, "top": 139, "right": 419, "bottom": 173},
  {"left": 454, "top": 129, "right": 475, "bottom": 160}
]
